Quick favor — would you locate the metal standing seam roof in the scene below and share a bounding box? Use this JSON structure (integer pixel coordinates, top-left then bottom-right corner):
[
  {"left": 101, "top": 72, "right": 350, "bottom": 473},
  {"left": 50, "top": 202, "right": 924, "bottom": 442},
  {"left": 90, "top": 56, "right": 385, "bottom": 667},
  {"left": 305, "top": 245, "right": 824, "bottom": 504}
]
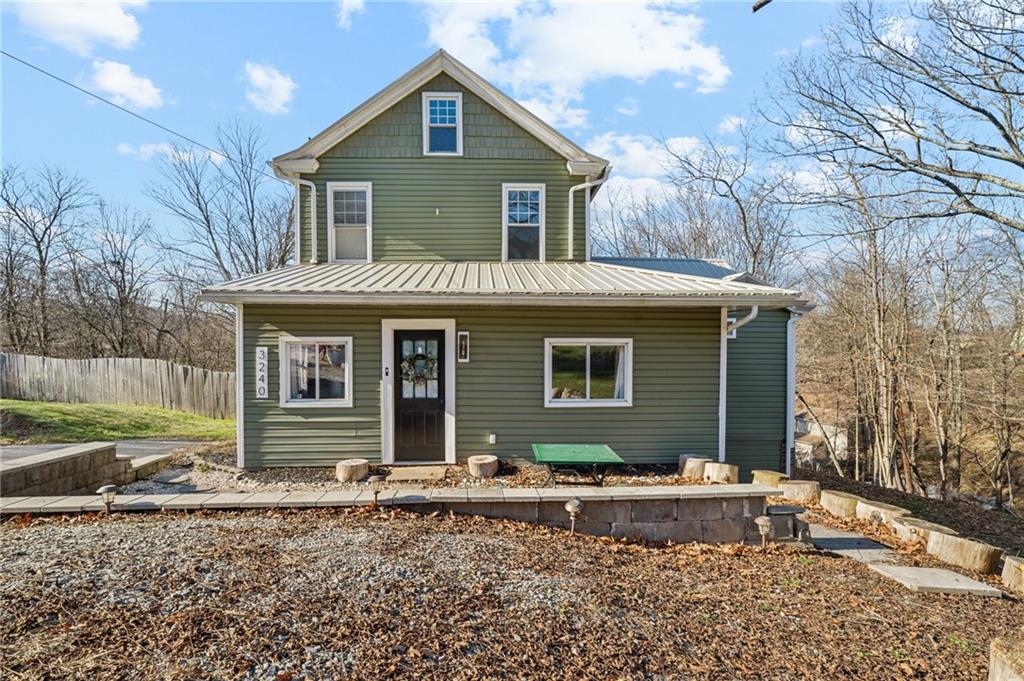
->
[
  {"left": 200, "top": 261, "right": 807, "bottom": 307},
  {"left": 593, "top": 257, "right": 740, "bottom": 279}
]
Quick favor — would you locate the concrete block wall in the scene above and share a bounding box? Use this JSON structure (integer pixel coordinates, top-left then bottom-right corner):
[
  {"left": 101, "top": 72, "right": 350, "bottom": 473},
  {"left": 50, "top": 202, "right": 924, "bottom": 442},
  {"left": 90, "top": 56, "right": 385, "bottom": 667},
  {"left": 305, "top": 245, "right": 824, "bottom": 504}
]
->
[{"left": 0, "top": 443, "right": 136, "bottom": 496}]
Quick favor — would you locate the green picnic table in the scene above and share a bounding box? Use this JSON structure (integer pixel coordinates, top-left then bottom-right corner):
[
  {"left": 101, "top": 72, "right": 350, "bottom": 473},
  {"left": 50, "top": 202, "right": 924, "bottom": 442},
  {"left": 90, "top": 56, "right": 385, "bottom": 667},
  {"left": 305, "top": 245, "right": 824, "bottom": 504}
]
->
[{"left": 531, "top": 443, "right": 625, "bottom": 487}]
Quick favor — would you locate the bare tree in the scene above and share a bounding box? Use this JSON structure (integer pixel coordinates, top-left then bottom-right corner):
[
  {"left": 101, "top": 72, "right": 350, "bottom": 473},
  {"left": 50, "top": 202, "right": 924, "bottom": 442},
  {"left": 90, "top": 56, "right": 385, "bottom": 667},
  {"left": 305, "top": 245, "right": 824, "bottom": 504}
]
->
[
  {"left": 0, "top": 208, "right": 34, "bottom": 352},
  {"left": 0, "top": 165, "right": 91, "bottom": 355},
  {"left": 147, "top": 120, "right": 293, "bottom": 284},
  {"left": 769, "top": 0, "right": 1024, "bottom": 234}
]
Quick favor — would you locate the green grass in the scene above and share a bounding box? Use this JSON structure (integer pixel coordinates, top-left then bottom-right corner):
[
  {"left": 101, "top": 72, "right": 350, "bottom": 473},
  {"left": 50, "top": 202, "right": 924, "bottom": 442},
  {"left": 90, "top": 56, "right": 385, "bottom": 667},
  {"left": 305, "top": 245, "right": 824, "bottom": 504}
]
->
[{"left": 0, "top": 399, "right": 235, "bottom": 444}]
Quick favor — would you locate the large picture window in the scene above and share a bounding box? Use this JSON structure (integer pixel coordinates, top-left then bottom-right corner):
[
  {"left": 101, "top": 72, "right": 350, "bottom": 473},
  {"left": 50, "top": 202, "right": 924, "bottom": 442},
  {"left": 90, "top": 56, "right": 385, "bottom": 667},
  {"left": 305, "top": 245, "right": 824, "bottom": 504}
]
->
[
  {"left": 326, "top": 182, "right": 372, "bottom": 262},
  {"left": 422, "top": 92, "right": 463, "bottom": 156},
  {"left": 544, "top": 338, "right": 633, "bottom": 408},
  {"left": 279, "top": 337, "right": 353, "bottom": 408},
  {"left": 502, "top": 183, "right": 545, "bottom": 262}
]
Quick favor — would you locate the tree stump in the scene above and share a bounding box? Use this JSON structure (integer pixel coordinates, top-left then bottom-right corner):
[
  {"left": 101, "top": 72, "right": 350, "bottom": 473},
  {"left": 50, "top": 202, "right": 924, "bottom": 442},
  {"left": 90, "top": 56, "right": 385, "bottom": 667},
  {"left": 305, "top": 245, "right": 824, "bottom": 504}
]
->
[
  {"left": 1002, "top": 556, "right": 1024, "bottom": 594},
  {"left": 703, "top": 462, "right": 739, "bottom": 484},
  {"left": 890, "top": 516, "right": 956, "bottom": 546},
  {"left": 989, "top": 637, "right": 1024, "bottom": 681},
  {"left": 335, "top": 459, "right": 369, "bottom": 483},
  {"left": 468, "top": 454, "right": 499, "bottom": 479},
  {"left": 855, "top": 499, "right": 911, "bottom": 526},
  {"left": 778, "top": 480, "right": 820, "bottom": 503},
  {"left": 680, "top": 456, "right": 711, "bottom": 479},
  {"left": 926, "top": 531, "right": 1004, "bottom": 574},
  {"left": 819, "top": 490, "right": 863, "bottom": 517},
  {"left": 751, "top": 469, "right": 789, "bottom": 487}
]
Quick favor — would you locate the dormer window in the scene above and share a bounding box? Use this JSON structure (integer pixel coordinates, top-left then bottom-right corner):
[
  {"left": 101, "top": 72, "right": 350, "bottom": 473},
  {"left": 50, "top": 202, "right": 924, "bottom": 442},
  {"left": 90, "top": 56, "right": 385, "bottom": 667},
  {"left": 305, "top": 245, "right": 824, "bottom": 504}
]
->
[{"left": 422, "top": 92, "right": 462, "bottom": 156}]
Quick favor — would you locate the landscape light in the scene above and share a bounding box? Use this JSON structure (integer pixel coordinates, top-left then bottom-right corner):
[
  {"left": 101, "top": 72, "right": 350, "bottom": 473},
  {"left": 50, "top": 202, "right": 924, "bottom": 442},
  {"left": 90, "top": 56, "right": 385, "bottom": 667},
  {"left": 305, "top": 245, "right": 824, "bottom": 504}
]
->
[
  {"left": 564, "top": 499, "right": 582, "bottom": 535},
  {"left": 754, "top": 515, "right": 772, "bottom": 547},
  {"left": 369, "top": 475, "right": 386, "bottom": 507},
  {"left": 96, "top": 484, "right": 118, "bottom": 513}
]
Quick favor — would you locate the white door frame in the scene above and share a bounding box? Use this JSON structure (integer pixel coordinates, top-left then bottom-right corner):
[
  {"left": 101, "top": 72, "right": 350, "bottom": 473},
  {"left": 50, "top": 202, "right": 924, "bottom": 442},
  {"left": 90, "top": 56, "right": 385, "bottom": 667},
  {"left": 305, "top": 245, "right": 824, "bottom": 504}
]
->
[{"left": 381, "top": 318, "right": 456, "bottom": 465}]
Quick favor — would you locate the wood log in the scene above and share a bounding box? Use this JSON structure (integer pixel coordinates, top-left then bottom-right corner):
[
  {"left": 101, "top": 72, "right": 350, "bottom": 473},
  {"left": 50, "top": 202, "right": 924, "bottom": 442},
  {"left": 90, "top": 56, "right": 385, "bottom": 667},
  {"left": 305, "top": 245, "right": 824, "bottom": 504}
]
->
[
  {"left": 926, "top": 531, "right": 1004, "bottom": 574},
  {"left": 335, "top": 459, "right": 369, "bottom": 483},
  {"left": 468, "top": 454, "right": 499, "bottom": 479},
  {"left": 702, "top": 462, "right": 739, "bottom": 484},
  {"left": 1002, "top": 556, "right": 1024, "bottom": 595},
  {"left": 854, "top": 499, "right": 911, "bottom": 526},
  {"left": 819, "top": 490, "right": 863, "bottom": 517},
  {"left": 890, "top": 516, "right": 956, "bottom": 546},
  {"left": 751, "top": 469, "right": 788, "bottom": 487},
  {"left": 680, "top": 456, "right": 711, "bottom": 479},
  {"left": 778, "top": 480, "right": 820, "bottom": 503}
]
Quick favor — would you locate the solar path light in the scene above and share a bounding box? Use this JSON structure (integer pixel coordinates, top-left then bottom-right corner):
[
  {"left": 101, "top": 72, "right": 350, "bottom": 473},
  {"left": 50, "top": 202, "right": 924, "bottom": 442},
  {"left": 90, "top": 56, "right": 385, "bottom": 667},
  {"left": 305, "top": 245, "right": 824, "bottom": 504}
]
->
[
  {"left": 96, "top": 484, "right": 118, "bottom": 513},
  {"left": 369, "top": 475, "right": 386, "bottom": 507},
  {"left": 564, "top": 499, "right": 582, "bottom": 535}
]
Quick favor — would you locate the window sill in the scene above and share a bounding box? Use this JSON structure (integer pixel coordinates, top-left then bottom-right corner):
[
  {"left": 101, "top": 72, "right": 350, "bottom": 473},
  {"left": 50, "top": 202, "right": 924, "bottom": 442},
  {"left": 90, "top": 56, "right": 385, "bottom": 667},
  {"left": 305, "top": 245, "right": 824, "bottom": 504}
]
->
[
  {"left": 279, "top": 399, "right": 353, "bottom": 409},
  {"left": 423, "top": 151, "right": 463, "bottom": 157},
  {"left": 544, "top": 400, "right": 633, "bottom": 409}
]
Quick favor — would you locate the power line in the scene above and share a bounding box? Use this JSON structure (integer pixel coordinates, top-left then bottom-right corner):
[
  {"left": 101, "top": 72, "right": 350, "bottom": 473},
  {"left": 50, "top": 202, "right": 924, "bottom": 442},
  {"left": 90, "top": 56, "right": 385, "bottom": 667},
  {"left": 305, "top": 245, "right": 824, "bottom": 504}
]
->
[{"left": 1, "top": 49, "right": 287, "bottom": 184}]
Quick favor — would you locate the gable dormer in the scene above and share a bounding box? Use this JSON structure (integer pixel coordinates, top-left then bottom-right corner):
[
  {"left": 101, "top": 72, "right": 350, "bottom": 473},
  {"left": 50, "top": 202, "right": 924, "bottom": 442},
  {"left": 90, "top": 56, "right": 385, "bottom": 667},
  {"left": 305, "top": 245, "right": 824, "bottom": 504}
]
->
[{"left": 272, "top": 51, "right": 609, "bottom": 265}]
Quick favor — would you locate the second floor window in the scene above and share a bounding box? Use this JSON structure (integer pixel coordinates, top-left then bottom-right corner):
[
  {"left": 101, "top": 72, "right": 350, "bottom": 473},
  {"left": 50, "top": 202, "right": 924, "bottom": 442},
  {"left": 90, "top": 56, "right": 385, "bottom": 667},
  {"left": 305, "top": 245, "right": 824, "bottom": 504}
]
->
[
  {"left": 422, "top": 92, "right": 462, "bottom": 155},
  {"left": 502, "top": 183, "right": 545, "bottom": 261},
  {"left": 327, "top": 182, "right": 372, "bottom": 262}
]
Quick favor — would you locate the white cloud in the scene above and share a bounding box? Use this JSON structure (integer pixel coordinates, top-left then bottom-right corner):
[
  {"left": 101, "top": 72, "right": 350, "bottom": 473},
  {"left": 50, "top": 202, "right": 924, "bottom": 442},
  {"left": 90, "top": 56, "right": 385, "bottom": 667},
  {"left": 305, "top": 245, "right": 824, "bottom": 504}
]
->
[
  {"left": 117, "top": 142, "right": 225, "bottom": 164},
  {"left": 587, "top": 132, "right": 699, "bottom": 178},
  {"left": 336, "top": 0, "right": 365, "bottom": 29},
  {"left": 880, "top": 16, "right": 919, "bottom": 52},
  {"left": 717, "top": 114, "right": 745, "bottom": 135},
  {"left": 243, "top": 61, "right": 297, "bottom": 115},
  {"left": 11, "top": 0, "right": 146, "bottom": 56},
  {"left": 421, "top": 1, "right": 729, "bottom": 129},
  {"left": 90, "top": 60, "right": 162, "bottom": 109},
  {"left": 616, "top": 98, "right": 640, "bottom": 117},
  {"left": 801, "top": 36, "right": 821, "bottom": 49}
]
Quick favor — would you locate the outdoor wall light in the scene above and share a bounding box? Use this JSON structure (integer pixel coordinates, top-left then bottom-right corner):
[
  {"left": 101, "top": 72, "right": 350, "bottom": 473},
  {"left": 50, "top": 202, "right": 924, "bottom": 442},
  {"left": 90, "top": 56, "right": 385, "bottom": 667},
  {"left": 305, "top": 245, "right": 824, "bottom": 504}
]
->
[
  {"left": 96, "top": 484, "right": 118, "bottom": 513},
  {"left": 754, "top": 515, "right": 772, "bottom": 547},
  {"left": 369, "top": 475, "right": 386, "bottom": 507},
  {"left": 564, "top": 499, "right": 582, "bottom": 535}
]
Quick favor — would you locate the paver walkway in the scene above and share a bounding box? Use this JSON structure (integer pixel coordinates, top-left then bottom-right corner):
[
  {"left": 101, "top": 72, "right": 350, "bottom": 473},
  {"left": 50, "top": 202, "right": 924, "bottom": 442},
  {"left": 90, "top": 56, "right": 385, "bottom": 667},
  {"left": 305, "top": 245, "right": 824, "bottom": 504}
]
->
[
  {"left": 0, "top": 439, "right": 196, "bottom": 464},
  {"left": 805, "top": 522, "right": 898, "bottom": 564},
  {"left": 869, "top": 565, "right": 1002, "bottom": 597}
]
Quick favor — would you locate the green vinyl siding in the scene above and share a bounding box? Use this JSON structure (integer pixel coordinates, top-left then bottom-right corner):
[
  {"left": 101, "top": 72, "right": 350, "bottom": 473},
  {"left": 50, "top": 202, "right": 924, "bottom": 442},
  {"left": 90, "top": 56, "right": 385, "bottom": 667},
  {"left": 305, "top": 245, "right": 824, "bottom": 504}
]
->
[
  {"left": 300, "top": 74, "right": 588, "bottom": 263},
  {"left": 726, "top": 308, "right": 790, "bottom": 481},
  {"left": 241, "top": 304, "right": 721, "bottom": 468}
]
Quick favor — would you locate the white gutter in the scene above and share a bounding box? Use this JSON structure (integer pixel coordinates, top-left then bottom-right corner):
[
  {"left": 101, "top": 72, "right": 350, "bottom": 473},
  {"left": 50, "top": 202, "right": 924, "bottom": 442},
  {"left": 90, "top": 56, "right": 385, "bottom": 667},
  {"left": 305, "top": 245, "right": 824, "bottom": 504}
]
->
[
  {"left": 568, "top": 165, "right": 611, "bottom": 260},
  {"left": 273, "top": 162, "right": 318, "bottom": 265},
  {"left": 726, "top": 305, "right": 758, "bottom": 335},
  {"left": 291, "top": 181, "right": 301, "bottom": 264}
]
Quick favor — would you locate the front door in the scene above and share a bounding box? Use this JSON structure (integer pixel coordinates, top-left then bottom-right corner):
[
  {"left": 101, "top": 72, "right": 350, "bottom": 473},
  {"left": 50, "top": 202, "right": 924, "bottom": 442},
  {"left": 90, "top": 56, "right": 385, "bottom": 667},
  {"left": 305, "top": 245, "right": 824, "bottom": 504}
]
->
[{"left": 394, "top": 331, "right": 445, "bottom": 462}]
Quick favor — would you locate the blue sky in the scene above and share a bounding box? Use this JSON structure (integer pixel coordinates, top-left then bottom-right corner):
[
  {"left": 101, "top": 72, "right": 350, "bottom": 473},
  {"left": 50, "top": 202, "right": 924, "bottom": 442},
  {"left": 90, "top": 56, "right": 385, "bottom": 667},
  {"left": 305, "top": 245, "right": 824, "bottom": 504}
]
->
[{"left": 2, "top": 1, "right": 837, "bottom": 235}]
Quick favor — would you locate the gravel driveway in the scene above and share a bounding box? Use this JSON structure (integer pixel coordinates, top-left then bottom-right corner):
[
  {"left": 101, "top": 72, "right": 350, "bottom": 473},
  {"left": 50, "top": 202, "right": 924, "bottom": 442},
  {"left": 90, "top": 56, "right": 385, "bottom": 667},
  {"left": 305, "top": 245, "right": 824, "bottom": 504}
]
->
[{"left": 1, "top": 509, "right": 1020, "bottom": 679}]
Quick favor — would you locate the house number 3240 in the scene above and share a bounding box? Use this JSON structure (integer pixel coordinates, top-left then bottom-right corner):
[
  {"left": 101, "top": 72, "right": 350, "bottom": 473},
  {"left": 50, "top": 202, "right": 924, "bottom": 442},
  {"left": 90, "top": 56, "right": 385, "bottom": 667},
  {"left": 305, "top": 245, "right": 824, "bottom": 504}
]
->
[{"left": 254, "top": 346, "right": 269, "bottom": 399}]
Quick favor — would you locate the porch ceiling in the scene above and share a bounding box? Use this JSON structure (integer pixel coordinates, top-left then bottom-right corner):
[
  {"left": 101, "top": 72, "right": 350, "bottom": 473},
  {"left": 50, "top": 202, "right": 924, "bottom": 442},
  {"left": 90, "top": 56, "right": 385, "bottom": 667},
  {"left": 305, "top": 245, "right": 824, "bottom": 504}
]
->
[{"left": 200, "top": 261, "right": 807, "bottom": 307}]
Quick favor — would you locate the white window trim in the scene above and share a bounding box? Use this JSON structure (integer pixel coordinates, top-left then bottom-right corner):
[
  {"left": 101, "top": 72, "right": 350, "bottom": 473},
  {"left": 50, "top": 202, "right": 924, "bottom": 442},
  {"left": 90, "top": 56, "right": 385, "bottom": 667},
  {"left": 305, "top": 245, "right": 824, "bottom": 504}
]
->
[
  {"left": 726, "top": 316, "right": 737, "bottom": 340},
  {"left": 278, "top": 335, "right": 354, "bottom": 408},
  {"left": 501, "top": 182, "right": 546, "bottom": 262},
  {"left": 326, "top": 181, "right": 373, "bottom": 263},
  {"left": 543, "top": 337, "right": 633, "bottom": 408},
  {"left": 422, "top": 92, "right": 463, "bottom": 157}
]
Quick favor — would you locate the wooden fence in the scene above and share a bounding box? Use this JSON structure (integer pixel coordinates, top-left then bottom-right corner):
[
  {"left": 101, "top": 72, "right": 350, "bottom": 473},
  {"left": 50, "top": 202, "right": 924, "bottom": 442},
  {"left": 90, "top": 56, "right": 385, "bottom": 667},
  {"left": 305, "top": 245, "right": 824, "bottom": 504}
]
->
[{"left": 0, "top": 353, "right": 235, "bottom": 419}]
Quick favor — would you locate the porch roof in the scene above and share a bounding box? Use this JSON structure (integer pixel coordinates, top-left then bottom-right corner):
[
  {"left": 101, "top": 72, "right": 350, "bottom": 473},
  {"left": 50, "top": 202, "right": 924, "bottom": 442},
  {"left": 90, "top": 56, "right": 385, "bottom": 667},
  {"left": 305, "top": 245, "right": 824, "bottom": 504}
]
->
[{"left": 200, "top": 261, "right": 807, "bottom": 307}]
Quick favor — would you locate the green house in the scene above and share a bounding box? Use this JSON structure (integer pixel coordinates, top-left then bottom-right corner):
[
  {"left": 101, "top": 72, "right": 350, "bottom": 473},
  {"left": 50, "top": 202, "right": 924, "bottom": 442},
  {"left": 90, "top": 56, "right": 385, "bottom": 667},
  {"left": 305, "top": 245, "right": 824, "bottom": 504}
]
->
[{"left": 202, "top": 51, "right": 808, "bottom": 479}]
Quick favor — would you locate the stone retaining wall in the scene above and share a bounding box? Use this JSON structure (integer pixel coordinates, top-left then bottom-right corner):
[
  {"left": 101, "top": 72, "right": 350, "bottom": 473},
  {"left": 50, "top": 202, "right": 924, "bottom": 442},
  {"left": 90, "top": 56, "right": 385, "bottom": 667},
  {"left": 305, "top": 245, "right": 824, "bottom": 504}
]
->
[{"left": 1, "top": 443, "right": 136, "bottom": 496}]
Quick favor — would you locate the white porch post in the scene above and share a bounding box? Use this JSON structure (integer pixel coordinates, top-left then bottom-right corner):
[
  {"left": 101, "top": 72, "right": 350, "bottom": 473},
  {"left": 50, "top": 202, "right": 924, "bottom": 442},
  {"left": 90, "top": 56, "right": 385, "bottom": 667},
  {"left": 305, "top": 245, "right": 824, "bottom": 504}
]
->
[
  {"left": 235, "top": 303, "right": 245, "bottom": 468},
  {"left": 718, "top": 306, "right": 727, "bottom": 462},
  {"left": 785, "top": 310, "right": 799, "bottom": 476}
]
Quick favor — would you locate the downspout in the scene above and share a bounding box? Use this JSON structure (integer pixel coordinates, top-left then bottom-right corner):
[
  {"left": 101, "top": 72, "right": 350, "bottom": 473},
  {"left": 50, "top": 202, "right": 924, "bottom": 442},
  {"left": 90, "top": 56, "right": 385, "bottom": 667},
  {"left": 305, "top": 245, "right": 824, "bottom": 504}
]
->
[
  {"left": 567, "top": 165, "right": 611, "bottom": 261},
  {"left": 291, "top": 181, "right": 301, "bottom": 264},
  {"left": 785, "top": 310, "right": 800, "bottom": 476},
  {"left": 295, "top": 178, "right": 318, "bottom": 264},
  {"left": 727, "top": 305, "right": 759, "bottom": 335}
]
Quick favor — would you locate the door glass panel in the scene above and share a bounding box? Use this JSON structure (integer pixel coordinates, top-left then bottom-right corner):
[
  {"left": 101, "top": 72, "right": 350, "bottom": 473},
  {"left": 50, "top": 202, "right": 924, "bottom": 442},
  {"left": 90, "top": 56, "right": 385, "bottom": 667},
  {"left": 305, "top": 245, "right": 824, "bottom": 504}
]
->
[
  {"left": 550, "top": 344, "right": 586, "bottom": 400},
  {"left": 288, "top": 343, "right": 316, "bottom": 400},
  {"left": 401, "top": 340, "right": 414, "bottom": 397},
  {"left": 318, "top": 344, "right": 346, "bottom": 399}
]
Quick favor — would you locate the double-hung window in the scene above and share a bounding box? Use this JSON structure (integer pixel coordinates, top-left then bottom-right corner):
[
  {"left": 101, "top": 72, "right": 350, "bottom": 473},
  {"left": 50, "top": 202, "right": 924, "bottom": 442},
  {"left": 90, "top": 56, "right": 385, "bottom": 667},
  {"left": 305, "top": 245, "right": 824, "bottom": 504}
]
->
[
  {"left": 327, "top": 182, "right": 371, "bottom": 262},
  {"left": 279, "top": 337, "right": 353, "bottom": 408},
  {"left": 544, "top": 338, "right": 633, "bottom": 408},
  {"left": 422, "top": 92, "right": 462, "bottom": 155},
  {"left": 502, "top": 183, "right": 545, "bottom": 262}
]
